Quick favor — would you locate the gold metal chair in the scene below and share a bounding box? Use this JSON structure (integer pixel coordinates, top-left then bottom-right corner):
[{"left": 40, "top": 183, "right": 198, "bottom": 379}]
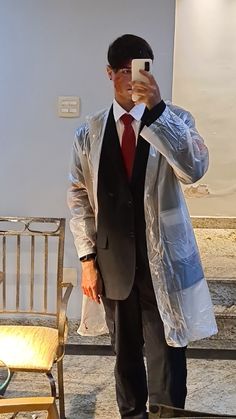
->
[
  {"left": 0, "top": 396, "right": 59, "bottom": 418},
  {"left": 0, "top": 217, "right": 73, "bottom": 419}
]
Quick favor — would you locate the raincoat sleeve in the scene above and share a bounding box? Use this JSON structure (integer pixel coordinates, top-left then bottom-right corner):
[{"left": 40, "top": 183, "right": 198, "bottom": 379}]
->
[
  {"left": 140, "top": 103, "right": 209, "bottom": 184},
  {"left": 67, "top": 124, "right": 97, "bottom": 259}
]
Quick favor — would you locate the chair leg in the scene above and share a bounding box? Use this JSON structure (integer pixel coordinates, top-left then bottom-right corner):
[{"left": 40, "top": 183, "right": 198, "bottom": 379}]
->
[{"left": 57, "top": 359, "right": 66, "bottom": 419}]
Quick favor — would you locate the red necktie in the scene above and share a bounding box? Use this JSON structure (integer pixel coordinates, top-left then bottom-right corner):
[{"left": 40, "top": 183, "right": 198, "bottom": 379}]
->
[{"left": 120, "top": 114, "right": 136, "bottom": 180}]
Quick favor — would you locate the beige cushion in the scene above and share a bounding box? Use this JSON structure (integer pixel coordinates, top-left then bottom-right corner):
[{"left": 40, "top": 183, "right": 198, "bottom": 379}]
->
[{"left": 0, "top": 326, "right": 59, "bottom": 372}]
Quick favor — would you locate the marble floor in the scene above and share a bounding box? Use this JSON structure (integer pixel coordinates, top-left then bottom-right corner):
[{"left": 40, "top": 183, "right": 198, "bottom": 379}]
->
[{"left": 1, "top": 355, "right": 236, "bottom": 418}]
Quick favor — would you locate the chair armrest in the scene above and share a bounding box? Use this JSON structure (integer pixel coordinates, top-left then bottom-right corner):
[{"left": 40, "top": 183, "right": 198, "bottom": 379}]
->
[{"left": 58, "top": 282, "right": 73, "bottom": 346}]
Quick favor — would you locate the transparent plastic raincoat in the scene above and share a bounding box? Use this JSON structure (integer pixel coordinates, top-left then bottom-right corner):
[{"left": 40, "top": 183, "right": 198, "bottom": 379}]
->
[{"left": 68, "top": 102, "right": 218, "bottom": 347}]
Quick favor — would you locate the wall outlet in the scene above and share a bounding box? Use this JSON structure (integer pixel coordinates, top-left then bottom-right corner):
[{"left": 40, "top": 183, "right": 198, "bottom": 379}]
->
[{"left": 63, "top": 267, "right": 78, "bottom": 286}]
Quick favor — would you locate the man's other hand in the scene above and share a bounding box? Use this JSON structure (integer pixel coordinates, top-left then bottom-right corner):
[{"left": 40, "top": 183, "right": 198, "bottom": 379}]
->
[{"left": 81, "top": 259, "right": 103, "bottom": 304}]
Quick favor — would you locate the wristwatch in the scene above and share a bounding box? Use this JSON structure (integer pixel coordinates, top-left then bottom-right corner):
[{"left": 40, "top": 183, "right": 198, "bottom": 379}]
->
[{"left": 80, "top": 253, "right": 96, "bottom": 262}]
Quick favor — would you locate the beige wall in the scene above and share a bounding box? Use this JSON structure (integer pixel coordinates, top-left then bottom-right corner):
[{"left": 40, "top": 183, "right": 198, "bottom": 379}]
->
[{"left": 173, "top": 0, "right": 236, "bottom": 216}]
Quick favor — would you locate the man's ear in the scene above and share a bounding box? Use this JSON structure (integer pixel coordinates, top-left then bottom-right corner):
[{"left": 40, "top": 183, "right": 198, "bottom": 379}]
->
[{"left": 106, "top": 65, "right": 113, "bottom": 80}]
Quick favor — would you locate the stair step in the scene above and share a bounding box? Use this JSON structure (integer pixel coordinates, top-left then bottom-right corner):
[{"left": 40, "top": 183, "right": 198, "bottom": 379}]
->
[
  {"left": 207, "top": 278, "right": 236, "bottom": 306},
  {"left": 189, "top": 338, "right": 236, "bottom": 350},
  {"left": 189, "top": 305, "right": 236, "bottom": 349},
  {"left": 213, "top": 305, "right": 236, "bottom": 342},
  {"left": 214, "top": 304, "right": 236, "bottom": 316}
]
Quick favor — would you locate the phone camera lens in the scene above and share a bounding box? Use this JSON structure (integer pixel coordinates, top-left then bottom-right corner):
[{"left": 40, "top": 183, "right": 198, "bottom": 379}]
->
[{"left": 144, "top": 62, "right": 150, "bottom": 71}]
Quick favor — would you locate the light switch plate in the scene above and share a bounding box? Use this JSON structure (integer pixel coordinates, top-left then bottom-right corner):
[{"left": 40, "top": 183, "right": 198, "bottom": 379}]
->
[{"left": 58, "top": 96, "right": 80, "bottom": 118}]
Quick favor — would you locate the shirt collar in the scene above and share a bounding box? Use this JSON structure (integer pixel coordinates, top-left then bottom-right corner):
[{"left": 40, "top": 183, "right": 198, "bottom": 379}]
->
[{"left": 113, "top": 99, "right": 145, "bottom": 123}]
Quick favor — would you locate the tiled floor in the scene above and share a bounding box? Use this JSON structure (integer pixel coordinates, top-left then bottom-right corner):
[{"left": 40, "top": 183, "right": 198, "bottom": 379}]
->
[{"left": 1, "top": 356, "right": 236, "bottom": 418}]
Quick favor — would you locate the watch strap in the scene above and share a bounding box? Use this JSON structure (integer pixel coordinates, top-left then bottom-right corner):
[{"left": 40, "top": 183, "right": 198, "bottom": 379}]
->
[{"left": 80, "top": 253, "right": 96, "bottom": 262}]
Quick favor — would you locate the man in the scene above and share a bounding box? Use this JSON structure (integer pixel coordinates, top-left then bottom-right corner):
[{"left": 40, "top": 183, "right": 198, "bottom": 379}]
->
[{"left": 68, "top": 34, "right": 217, "bottom": 419}]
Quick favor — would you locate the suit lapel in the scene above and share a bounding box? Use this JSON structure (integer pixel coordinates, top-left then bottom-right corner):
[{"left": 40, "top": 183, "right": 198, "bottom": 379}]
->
[
  {"left": 131, "top": 119, "right": 150, "bottom": 185},
  {"left": 98, "top": 106, "right": 131, "bottom": 195}
]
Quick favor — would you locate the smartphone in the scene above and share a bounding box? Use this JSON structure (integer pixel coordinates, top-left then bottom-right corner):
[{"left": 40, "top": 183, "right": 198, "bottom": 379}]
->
[{"left": 131, "top": 58, "right": 152, "bottom": 102}]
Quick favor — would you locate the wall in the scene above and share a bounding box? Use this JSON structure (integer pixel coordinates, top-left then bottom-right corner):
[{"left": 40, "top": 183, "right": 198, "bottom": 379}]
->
[
  {"left": 0, "top": 0, "right": 176, "bottom": 317},
  {"left": 173, "top": 0, "right": 236, "bottom": 216}
]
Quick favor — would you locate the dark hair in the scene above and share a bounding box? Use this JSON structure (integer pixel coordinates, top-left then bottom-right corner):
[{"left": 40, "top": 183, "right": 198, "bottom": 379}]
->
[{"left": 107, "top": 34, "right": 154, "bottom": 70}]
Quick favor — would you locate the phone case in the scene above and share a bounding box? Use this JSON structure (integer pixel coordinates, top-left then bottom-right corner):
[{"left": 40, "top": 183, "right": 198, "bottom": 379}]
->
[{"left": 131, "top": 59, "right": 152, "bottom": 101}]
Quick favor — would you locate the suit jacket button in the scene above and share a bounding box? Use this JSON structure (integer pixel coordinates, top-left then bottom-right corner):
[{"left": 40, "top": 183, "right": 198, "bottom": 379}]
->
[
  {"left": 129, "top": 231, "right": 135, "bottom": 238},
  {"left": 127, "top": 200, "right": 132, "bottom": 207}
]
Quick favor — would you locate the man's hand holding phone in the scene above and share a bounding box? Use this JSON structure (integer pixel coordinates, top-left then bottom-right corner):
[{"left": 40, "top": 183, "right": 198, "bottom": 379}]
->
[{"left": 131, "top": 59, "right": 162, "bottom": 110}]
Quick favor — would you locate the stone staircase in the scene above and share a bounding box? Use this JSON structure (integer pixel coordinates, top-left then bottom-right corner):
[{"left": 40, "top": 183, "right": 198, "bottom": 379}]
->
[
  {"left": 68, "top": 217, "right": 236, "bottom": 355},
  {"left": 189, "top": 217, "right": 236, "bottom": 352}
]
